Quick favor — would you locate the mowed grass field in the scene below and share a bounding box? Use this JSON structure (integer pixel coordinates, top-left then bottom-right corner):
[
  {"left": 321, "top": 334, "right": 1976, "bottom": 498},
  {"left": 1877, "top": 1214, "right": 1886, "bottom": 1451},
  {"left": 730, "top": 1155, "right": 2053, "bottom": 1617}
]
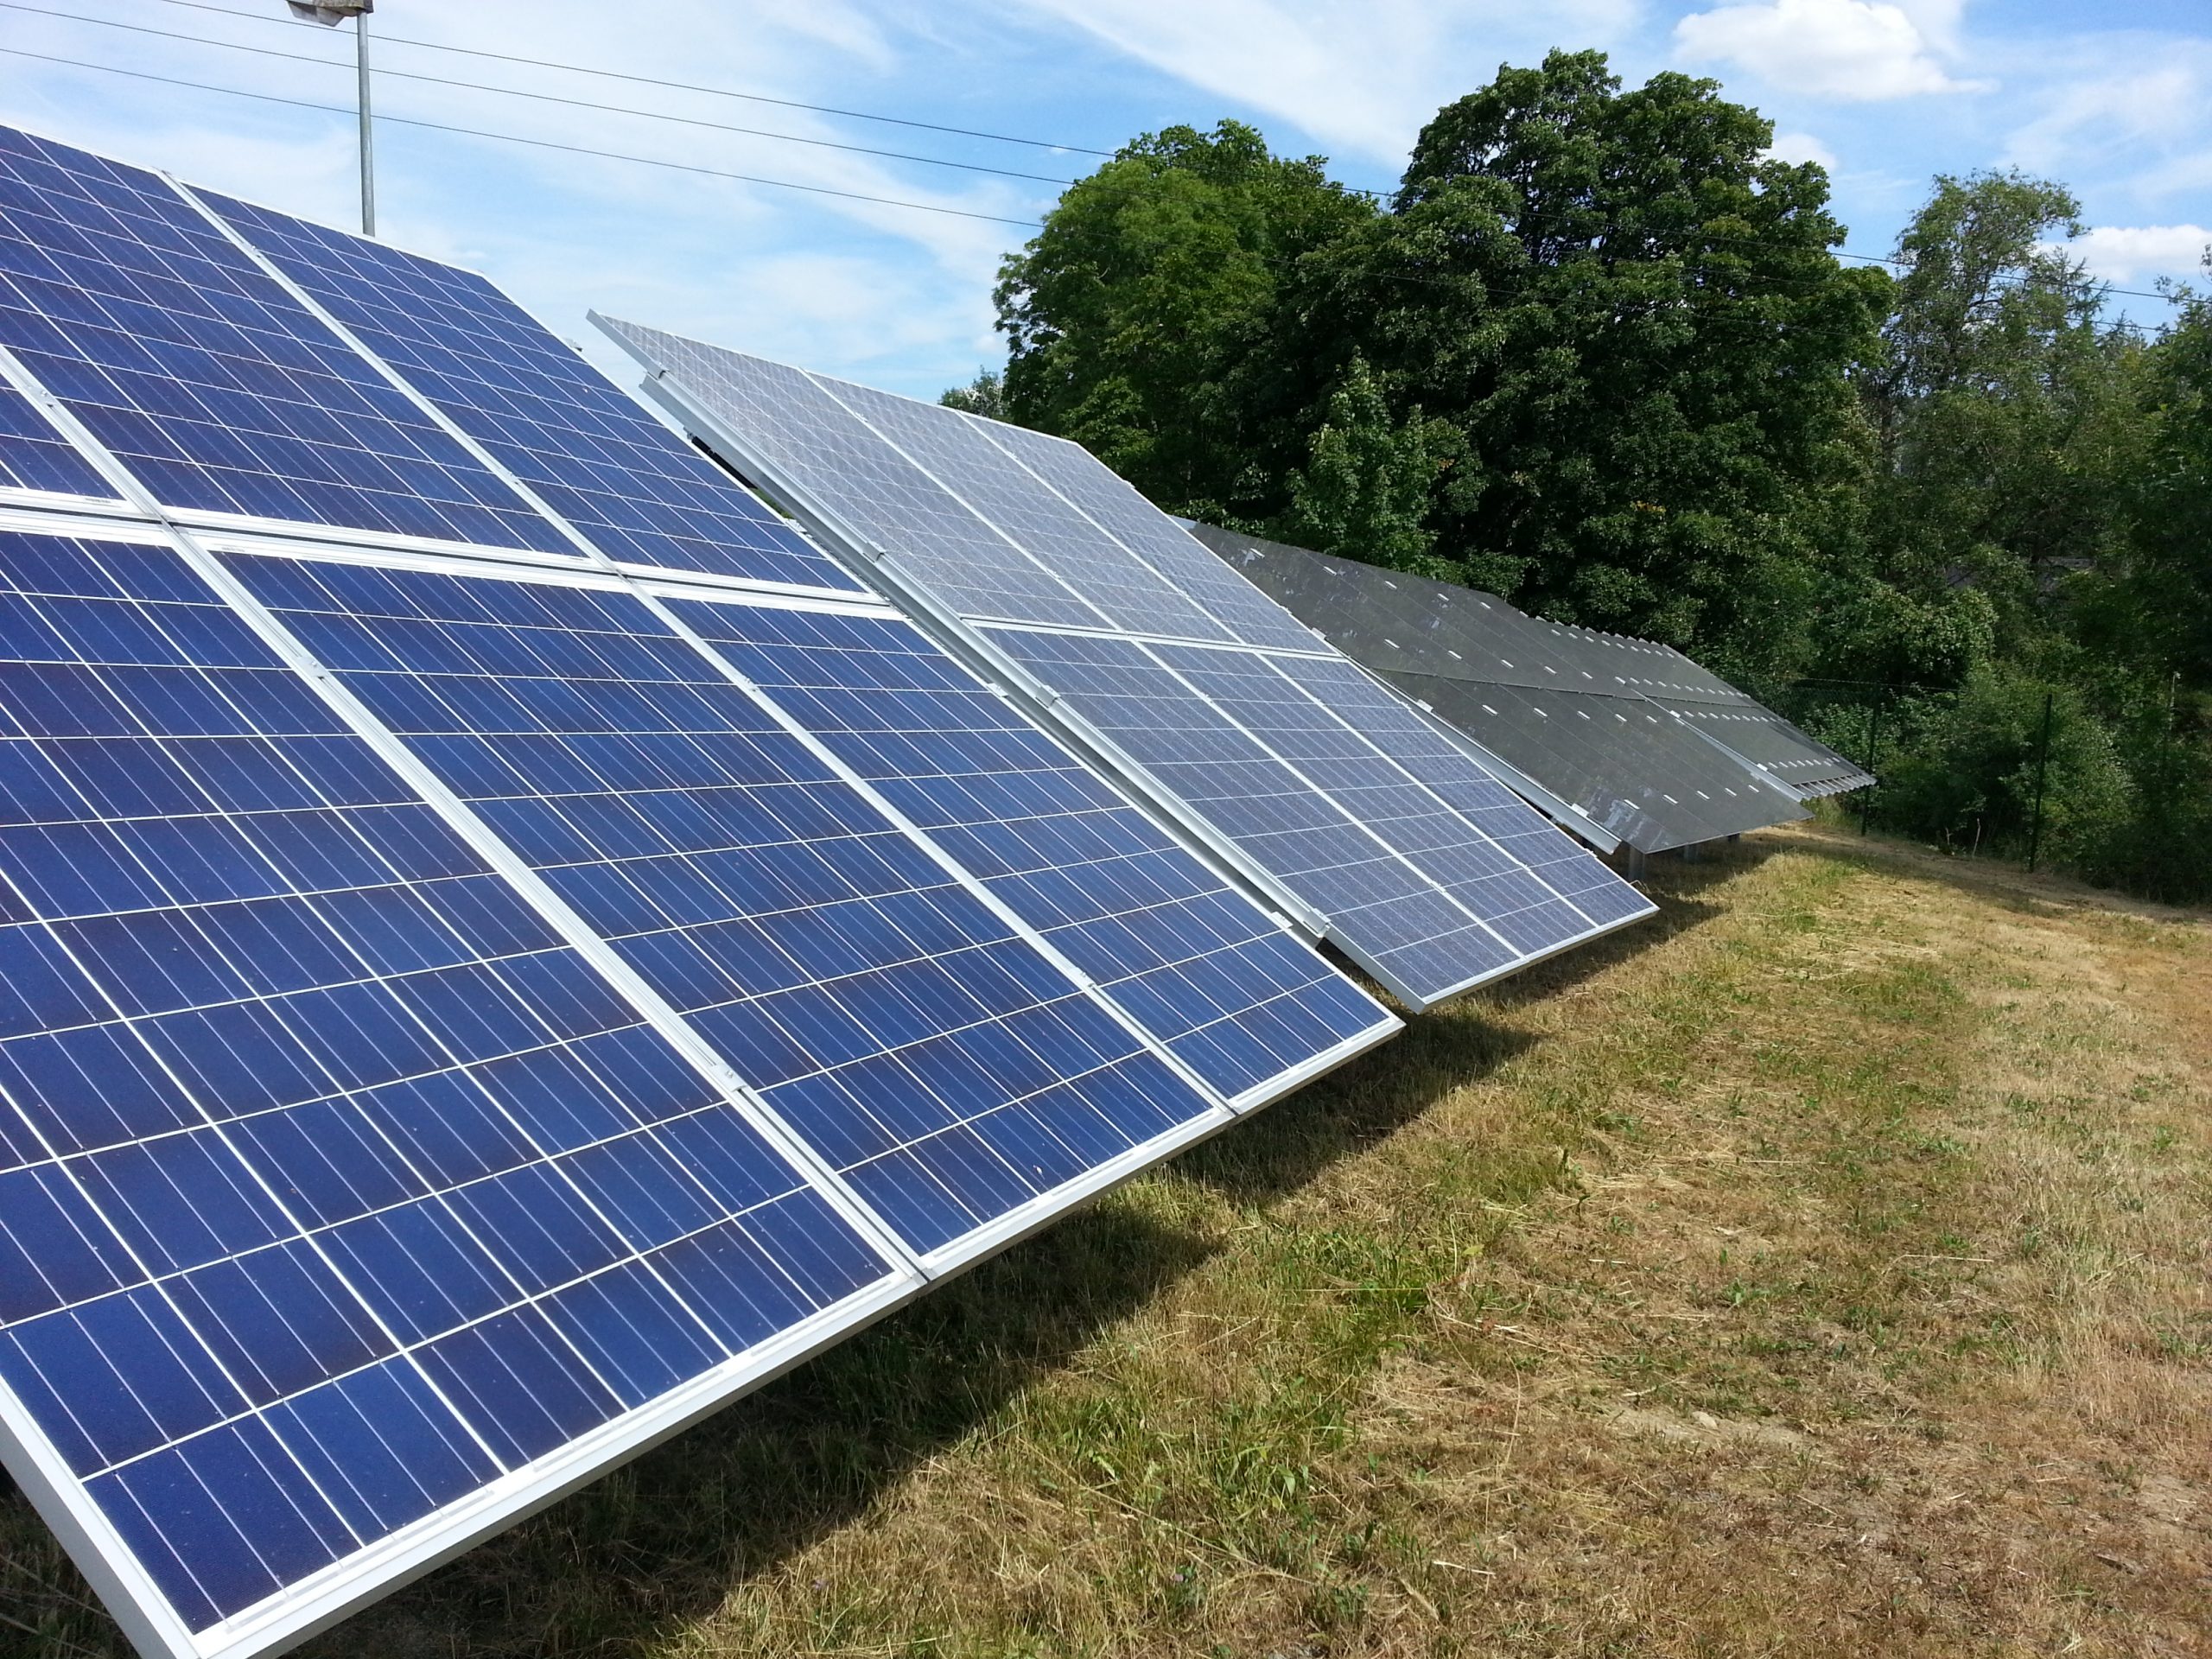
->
[{"left": 6, "top": 819, "right": 2209, "bottom": 1659}]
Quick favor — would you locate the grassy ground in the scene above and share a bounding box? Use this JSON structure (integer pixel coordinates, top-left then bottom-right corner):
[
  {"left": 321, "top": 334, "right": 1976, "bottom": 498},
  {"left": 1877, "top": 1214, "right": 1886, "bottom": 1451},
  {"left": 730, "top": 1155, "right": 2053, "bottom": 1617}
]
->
[{"left": 5, "top": 820, "right": 2209, "bottom": 1658}]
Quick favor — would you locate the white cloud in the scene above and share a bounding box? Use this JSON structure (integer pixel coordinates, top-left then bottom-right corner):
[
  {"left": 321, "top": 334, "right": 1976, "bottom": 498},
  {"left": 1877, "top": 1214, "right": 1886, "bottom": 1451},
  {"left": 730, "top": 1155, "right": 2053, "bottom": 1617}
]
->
[
  {"left": 2068, "top": 225, "right": 2212, "bottom": 286},
  {"left": 1765, "top": 130, "right": 1839, "bottom": 172},
  {"left": 2005, "top": 67, "right": 2198, "bottom": 176},
  {"left": 1674, "top": 0, "right": 1986, "bottom": 101}
]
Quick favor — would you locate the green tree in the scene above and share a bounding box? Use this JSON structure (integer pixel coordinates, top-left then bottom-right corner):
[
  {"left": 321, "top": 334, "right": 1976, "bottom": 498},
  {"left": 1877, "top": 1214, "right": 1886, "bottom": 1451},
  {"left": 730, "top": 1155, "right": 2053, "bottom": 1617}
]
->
[
  {"left": 938, "top": 368, "right": 1006, "bottom": 419},
  {"left": 2118, "top": 275, "right": 2212, "bottom": 688},
  {"left": 1297, "top": 50, "right": 1885, "bottom": 680},
  {"left": 994, "top": 120, "right": 1376, "bottom": 524},
  {"left": 1844, "top": 170, "right": 2150, "bottom": 683},
  {"left": 1287, "top": 355, "right": 1443, "bottom": 572}
]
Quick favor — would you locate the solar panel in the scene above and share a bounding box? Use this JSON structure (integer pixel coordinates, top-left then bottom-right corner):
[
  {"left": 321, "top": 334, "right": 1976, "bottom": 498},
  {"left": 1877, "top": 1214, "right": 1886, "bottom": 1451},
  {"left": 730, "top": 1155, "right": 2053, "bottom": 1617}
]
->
[
  {"left": 670, "top": 601, "right": 1389, "bottom": 1103},
  {"left": 806, "top": 374, "right": 1235, "bottom": 643},
  {"left": 225, "top": 553, "right": 1226, "bottom": 1259},
  {"left": 191, "top": 192, "right": 866, "bottom": 594},
  {"left": 976, "top": 422, "right": 1322, "bottom": 653},
  {"left": 594, "top": 320, "right": 1655, "bottom": 1009},
  {"left": 1647, "top": 698, "right": 1872, "bottom": 799},
  {"left": 0, "top": 130, "right": 567, "bottom": 553},
  {"left": 0, "top": 528, "right": 902, "bottom": 1654},
  {"left": 0, "top": 123, "right": 1401, "bottom": 1659},
  {"left": 1189, "top": 524, "right": 1818, "bottom": 850},
  {"left": 983, "top": 626, "right": 1521, "bottom": 999}
]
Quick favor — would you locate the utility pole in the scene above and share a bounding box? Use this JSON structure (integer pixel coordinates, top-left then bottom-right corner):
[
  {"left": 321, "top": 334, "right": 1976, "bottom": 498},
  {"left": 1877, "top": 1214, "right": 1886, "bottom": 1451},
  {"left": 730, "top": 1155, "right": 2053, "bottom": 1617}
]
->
[{"left": 286, "top": 1, "right": 375, "bottom": 235}]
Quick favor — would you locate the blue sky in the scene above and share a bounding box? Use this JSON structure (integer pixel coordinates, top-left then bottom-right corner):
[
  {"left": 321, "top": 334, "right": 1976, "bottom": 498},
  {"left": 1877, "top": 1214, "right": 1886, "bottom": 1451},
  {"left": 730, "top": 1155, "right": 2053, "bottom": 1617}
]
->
[{"left": 3, "top": 0, "right": 2208, "bottom": 402}]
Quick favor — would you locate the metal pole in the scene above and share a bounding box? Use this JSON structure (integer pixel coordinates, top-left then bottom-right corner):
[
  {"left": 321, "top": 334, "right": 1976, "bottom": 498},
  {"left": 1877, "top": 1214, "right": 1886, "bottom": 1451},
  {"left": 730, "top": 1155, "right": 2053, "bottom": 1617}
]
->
[
  {"left": 2025, "top": 690, "right": 2054, "bottom": 873},
  {"left": 355, "top": 10, "right": 375, "bottom": 236}
]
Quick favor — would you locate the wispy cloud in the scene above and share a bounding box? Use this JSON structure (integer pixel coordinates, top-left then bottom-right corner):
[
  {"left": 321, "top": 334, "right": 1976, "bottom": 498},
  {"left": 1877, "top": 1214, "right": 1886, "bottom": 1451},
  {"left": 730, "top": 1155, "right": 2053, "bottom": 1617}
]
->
[{"left": 983, "top": 0, "right": 1639, "bottom": 168}]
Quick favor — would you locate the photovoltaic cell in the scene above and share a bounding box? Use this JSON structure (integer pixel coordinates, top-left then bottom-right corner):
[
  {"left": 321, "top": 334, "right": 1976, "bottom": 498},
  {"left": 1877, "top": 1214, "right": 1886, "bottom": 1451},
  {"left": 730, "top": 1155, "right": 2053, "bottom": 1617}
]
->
[
  {"left": 0, "top": 530, "right": 895, "bottom": 1640},
  {"left": 0, "top": 127, "right": 566, "bottom": 551},
  {"left": 0, "top": 377, "right": 118, "bottom": 499},
  {"left": 671, "top": 600, "right": 1389, "bottom": 1099},
  {"left": 194, "top": 194, "right": 867, "bottom": 594},
  {"left": 225, "top": 556, "right": 1219, "bottom": 1259}
]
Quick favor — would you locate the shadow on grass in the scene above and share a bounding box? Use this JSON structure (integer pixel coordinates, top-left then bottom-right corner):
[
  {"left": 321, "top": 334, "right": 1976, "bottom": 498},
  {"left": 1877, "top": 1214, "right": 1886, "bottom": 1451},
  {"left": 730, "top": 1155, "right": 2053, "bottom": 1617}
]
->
[
  {"left": 1183, "top": 848, "right": 1740, "bottom": 1208},
  {"left": 285, "top": 1202, "right": 1220, "bottom": 1659}
]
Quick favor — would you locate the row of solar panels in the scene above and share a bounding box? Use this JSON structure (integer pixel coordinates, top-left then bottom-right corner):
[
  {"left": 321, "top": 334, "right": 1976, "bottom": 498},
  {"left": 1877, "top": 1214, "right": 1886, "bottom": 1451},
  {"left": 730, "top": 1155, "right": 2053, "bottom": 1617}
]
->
[
  {"left": 0, "top": 124, "right": 1688, "bottom": 1659},
  {"left": 1181, "top": 524, "right": 1873, "bottom": 855}
]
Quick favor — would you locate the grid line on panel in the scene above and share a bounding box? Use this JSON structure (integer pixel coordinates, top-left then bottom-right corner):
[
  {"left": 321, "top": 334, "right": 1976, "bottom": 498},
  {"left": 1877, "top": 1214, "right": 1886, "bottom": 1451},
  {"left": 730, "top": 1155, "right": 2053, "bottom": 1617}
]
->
[
  {"left": 0, "top": 124, "right": 568, "bottom": 554},
  {"left": 662, "top": 599, "right": 1393, "bottom": 1103},
  {"left": 222, "top": 554, "right": 1220, "bottom": 1262},
  {"left": 194, "top": 194, "right": 867, "bottom": 594},
  {"left": 0, "top": 531, "right": 896, "bottom": 1637},
  {"left": 0, "top": 365, "right": 118, "bottom": 501}
]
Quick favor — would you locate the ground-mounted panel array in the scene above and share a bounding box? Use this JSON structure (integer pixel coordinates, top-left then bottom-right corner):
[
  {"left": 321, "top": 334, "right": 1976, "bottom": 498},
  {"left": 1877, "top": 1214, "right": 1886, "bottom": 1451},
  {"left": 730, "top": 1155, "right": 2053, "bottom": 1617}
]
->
[
  {"left": 594, "top": 318, "right": 1656, "bottom": 1013},
  {"left": 1185, "top": 524, "right": 1853, "bottom": 849},
  {"left": 0, "top": 123, "right": 1400, "bottom": 1659}
]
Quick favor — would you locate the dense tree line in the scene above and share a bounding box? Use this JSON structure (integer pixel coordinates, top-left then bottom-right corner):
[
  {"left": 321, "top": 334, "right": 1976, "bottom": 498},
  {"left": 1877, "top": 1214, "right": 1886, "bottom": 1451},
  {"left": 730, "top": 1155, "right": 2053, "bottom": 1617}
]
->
[{"left": 946, "top": 50, "right": 2212, "bottom": 901}]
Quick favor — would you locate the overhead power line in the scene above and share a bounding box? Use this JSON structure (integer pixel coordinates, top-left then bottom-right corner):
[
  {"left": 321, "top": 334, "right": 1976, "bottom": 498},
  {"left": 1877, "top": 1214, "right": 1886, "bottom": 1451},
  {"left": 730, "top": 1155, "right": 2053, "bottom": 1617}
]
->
[
  {"left": 3, "top": 26, "right": 2192, "bottom": 308},
  {"left": 0, "top": 48, "right": 1050, "bottom": 228},
  {"left": 143, "top": 0, "right": 1119, "bottom": 157},
  {"left": 0, "top": 2, "right": 1082, "bottom": 186}
]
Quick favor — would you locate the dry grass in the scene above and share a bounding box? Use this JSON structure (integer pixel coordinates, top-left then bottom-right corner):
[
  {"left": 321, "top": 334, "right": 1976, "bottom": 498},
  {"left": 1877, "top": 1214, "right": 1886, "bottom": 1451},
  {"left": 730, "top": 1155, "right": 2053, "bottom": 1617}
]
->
[{"left": 4, "top": 821, "right": 2209, "bottom": 1658}]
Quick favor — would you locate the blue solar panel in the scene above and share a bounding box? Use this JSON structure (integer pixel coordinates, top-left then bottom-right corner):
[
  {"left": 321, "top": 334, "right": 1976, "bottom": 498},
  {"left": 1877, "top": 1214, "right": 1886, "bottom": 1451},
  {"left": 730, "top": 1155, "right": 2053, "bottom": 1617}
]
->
[
  {"left": 0, "top": 530, "right": 898, "bottom": 1643},
  {"left": 194, "top": 194, "right": 868, "bottom": 594},
  {"left": 0, "top": 127, "right": 567, "bottom": 551},
  {"left": 668, "top": 600, "right": 1391, "bottom": 1099},
  {"left": 985, "top": 628, "right": 1522, "bottom": 999},
  {"left": 0, "top": 377, "right": 117, "bottom": 499},
  {"left": 226, "top": 555, "right": 1222, "bottom": 1258},
  {"left": 1247, "top": 652, "right": 1654, "bottom": 936}
]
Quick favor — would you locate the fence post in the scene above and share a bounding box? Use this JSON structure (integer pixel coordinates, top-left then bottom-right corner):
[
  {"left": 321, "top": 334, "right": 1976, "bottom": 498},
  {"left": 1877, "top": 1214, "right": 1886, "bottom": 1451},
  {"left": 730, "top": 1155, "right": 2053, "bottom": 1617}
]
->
[
  {"left": 2026, "top": 690, "right": 2054, "bottom": 873},
  {"left": 1859, "top": 694, "right": 1882, "bottom": 836}
]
